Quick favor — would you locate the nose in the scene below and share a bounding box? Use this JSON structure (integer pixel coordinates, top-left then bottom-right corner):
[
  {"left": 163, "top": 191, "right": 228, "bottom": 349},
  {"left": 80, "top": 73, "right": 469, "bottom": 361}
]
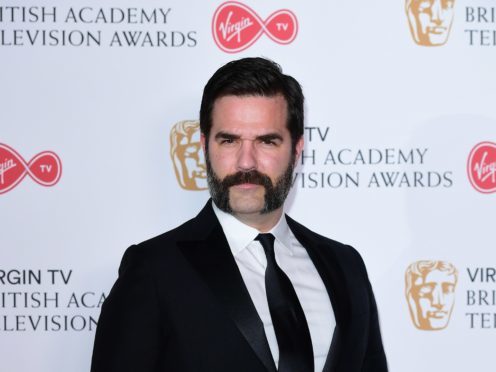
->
[
  {"left": 236, "top": 140, "right": 257, "bottom": 171},
  {"left": 431, "top": 0, "right": 445, "bottom": 24},
  {"left": 431, "top": 285, "right": 444, "bottom": 309}
]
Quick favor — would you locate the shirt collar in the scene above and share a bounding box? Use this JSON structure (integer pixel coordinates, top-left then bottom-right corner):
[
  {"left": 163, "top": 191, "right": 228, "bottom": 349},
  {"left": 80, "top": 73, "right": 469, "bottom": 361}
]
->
[{"left": 211, "top": 201, "right": 294, "bottom": 257}]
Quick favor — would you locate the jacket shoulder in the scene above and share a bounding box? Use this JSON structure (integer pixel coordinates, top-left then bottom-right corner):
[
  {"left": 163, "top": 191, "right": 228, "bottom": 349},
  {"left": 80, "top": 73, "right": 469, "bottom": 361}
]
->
[
  {"left": 286, "top": 214, "right": 367, "bottom": 270},
  {"left": 118, "top": 214, "right": 201, "bottom": 274},
  {"left": 286, "top": 214, "right": 349, "bottom": 249},
  {"left": 139, "top": 215, "right": 198, "bottom": 248}
]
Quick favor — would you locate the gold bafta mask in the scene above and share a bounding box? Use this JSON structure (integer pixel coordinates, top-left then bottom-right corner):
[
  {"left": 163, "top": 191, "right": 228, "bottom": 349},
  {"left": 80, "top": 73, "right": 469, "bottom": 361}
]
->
[
  {"left": 405, "top": 260, "right": 458, "bottom": 330},
  {"left": 170, "top": 120, "right": 207, "bottom": 190},
  {"left": 406, "top": 0, "right": 455, "bottom": 46}
]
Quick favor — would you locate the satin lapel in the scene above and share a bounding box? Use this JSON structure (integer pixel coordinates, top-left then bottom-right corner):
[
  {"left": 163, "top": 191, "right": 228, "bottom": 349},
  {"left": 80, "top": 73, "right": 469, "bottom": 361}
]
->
[
  {"left": 178, "top": 204, "right": 276, "bottom": 372},
  {"left": 322, "top": 325, "right": 343, "bottom": 372},
  {"left": 286, "top": 216, "right": 351, "bottom": 372}
]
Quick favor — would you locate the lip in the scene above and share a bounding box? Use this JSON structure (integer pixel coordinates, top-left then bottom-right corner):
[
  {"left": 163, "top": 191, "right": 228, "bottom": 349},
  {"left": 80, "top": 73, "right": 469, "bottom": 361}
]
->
[
  {"left": 428, "top": 26, "right": 447, "bottom": 34},
  {"left": 192, "top": 170, "right": 207, "bottom": 178},
  {"left": 428, "top": 311, "right": 448, "bottom": 319}
]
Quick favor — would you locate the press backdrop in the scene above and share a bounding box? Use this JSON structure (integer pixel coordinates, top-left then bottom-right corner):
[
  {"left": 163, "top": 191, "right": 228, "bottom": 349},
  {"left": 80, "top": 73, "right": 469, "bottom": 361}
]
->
[{"left": 1, "top": 0, "right": 495, "bottom": 371}]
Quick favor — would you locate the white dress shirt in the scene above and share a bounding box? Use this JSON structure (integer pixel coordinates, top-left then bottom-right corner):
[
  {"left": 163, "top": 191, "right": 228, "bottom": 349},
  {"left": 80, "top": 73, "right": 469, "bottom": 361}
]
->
[{"left": 212, "top": 202, "right": 335, "bottom": 372}]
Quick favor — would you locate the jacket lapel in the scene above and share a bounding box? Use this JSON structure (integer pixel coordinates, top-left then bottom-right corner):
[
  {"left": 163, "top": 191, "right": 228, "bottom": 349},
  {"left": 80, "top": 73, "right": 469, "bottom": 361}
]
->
[
  {"left": 286, "top": 216, "right": 351, "bottom": 372},
  {"left": 178, "top": 202, "right": 276, "bottom": 372}
]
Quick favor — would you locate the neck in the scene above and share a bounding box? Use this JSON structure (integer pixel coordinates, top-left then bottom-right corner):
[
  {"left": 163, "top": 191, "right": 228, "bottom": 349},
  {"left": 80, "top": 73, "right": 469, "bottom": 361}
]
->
[{"left": 232, "top": 208, "right": 283, "bottom": 232}]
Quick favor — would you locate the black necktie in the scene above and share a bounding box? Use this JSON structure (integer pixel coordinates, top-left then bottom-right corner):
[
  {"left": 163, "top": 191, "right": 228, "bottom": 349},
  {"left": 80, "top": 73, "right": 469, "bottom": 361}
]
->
[{"left": 256, "top": 233, "right": 314, "bottom": 372}]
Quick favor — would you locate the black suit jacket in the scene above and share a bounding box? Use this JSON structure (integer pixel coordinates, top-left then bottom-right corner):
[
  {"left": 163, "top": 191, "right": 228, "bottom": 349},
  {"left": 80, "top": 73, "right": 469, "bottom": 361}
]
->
[{"left": 91, "top": 202, "right": 388, "bottom": 372}]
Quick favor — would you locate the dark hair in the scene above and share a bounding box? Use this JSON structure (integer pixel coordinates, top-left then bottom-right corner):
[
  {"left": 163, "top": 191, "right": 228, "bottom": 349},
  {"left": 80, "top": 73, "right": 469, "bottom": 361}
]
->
[{"left": 199, "top": 57, "right": 304, "bottom": 150}]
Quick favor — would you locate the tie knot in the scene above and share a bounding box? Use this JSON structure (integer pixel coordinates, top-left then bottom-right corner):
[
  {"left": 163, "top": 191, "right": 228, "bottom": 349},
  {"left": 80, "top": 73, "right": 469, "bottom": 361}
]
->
[{"left": 255, "top": 233, "right": 275, "bottom": 255}]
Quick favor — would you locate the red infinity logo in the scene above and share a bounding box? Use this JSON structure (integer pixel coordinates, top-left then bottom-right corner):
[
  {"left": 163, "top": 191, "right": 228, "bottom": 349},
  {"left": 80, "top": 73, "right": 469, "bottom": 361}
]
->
[
  {"left": 0, "top": 143, "right": 62, "bottom": 194},
  {"left": 467, "top": 142, "right": 496, "bottom": 194},
  {"left": 212, "top": 2, "right": 298, "bottom": 53}
]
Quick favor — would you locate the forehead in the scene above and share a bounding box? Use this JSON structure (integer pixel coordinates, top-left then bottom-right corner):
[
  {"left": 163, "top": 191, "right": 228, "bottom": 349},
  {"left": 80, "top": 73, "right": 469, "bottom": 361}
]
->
[
  {"left": 410, "top": 0, "right": 454, "bottom": 8},
  {"left": 414, "top": 269, "right": 456, "bottom": 285},
  {"left": 210, "top": 95, "right": 289, "bottom": 136},
  {"left": 176, "top": 130, "right": 201, "bottom": 145}
]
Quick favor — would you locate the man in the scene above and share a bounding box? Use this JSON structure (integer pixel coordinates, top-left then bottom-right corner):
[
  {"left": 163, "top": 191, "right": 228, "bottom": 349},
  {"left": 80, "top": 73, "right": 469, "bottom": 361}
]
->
[
  {"left": 91, "top": 57, "right": 388, "bottom": 372},
  {"left": 405, "top": 260, "right": 458, "bottom": 330}
]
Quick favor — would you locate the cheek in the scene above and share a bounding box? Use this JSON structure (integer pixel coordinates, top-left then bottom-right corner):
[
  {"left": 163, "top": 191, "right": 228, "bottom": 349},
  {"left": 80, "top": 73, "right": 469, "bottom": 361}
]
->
[
  {"left": 418, "top": 14, "right": 430, "bottom": 29},
  {"left": 444, "top": 294, "right": 455, "bottom": 307},
  {"left": 442, "top": 9, "right": 454, "bottom": 23},
  {"left": 418, "top": 298, "right": 431, "bottom": 312},
  {"left": 258, "top": 151, "right": 292, "bottom": 175},
  {"left": 208, "top": 150, "right": 235, "bottom": 176}
]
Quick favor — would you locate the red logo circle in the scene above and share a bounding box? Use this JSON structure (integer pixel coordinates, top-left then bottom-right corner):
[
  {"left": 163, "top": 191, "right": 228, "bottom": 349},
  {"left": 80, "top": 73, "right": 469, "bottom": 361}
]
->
[
  {"left": 212, "top": 1, "right": 298, "bottom": 53},
  {"left": 467, "top": 142, "right": 496, "bottom": 194},
  {"left": 0, "top": 143, "right": 62, "bottom": 194}
]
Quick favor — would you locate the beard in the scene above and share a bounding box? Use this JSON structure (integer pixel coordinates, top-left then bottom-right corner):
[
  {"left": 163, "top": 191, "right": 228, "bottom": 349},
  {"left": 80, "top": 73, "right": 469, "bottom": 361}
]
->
[{"left": 206, "top": 152, "right": 295, "bottom": 215}]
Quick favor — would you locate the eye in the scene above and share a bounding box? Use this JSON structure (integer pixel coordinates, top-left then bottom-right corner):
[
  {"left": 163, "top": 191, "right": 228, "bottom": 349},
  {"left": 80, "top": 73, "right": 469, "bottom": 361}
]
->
[
  {"left": 261, "top": 139, "right": 277, "bottom": 146},
  {"left": 219, "top": 138, "right": 238, "bottom": 146},
  {"left": 258, "top": 136, "right": 282, "bottom": 147},
  {"left": 418, "top": 0, "right": 432, "bottom": 11},
  {"left": 443, "top": 283, "right": 455, "bottom": 294},
  {"left": 418, "top": 284, "right": 435, "bottom": 296}
]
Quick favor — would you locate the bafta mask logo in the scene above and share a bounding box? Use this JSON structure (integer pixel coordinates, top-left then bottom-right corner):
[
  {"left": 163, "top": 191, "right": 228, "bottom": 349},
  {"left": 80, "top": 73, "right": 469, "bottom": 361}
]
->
[
  {"left": 405, "top": 0, "right": 455, "bottom": 46},
  {"left": 170, "top": 120, "right": 207, "bottom": 191},
  {"left": 405, "top": 260, "right": 458, "bottom": 330}
]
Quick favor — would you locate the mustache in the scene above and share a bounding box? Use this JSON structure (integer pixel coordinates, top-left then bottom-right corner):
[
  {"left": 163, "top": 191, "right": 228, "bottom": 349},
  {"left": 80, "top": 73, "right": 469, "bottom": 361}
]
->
[{"left": 221, "top": 170, "right": 273, "bottom": 189}]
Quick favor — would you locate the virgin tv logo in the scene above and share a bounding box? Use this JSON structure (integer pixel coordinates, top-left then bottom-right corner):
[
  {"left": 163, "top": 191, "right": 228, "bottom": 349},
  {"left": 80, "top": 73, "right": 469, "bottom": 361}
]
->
[
  {"left": 0, "top": 143, "right": 62, "bottom": 194},
  {"left": 212, "top": 1, "right": 298, "bottom": 53},
  {"left": 467, "top": 142, "right": 496, "bottom": 194}
]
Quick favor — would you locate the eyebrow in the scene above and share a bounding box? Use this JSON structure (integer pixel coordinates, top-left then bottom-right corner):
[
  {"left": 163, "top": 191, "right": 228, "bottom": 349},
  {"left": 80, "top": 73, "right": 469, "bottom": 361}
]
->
[
  {"left": 214, "top": 131, "right": 284, "bottom": 142},
  {"left": 215, "top": 132, "right": 240, "bottom": 141},
  {"left": 257, "top": 133, "right": 283, "bottom": 142}
]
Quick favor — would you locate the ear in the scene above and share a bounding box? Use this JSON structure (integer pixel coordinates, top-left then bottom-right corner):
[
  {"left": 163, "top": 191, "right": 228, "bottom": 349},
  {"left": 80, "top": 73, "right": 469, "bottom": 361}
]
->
[
  {"left": 200, "top": 133, "right": 207, "bottom": 153},
  {"left": 293, "top": 136, "right": 304, "bottom": 166}
]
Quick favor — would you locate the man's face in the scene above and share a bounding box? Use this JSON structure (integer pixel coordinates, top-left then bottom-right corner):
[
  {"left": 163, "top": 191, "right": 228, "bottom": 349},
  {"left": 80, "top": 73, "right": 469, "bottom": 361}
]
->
[
  {"left": 410, "top": 269, "right": 456, "bottom": 330},
  {"left": 202, "top": 95, "right": 303, "bottom": 217},
  {"left": 407, "top": 0, "right": 455, "bottom": 46}
]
